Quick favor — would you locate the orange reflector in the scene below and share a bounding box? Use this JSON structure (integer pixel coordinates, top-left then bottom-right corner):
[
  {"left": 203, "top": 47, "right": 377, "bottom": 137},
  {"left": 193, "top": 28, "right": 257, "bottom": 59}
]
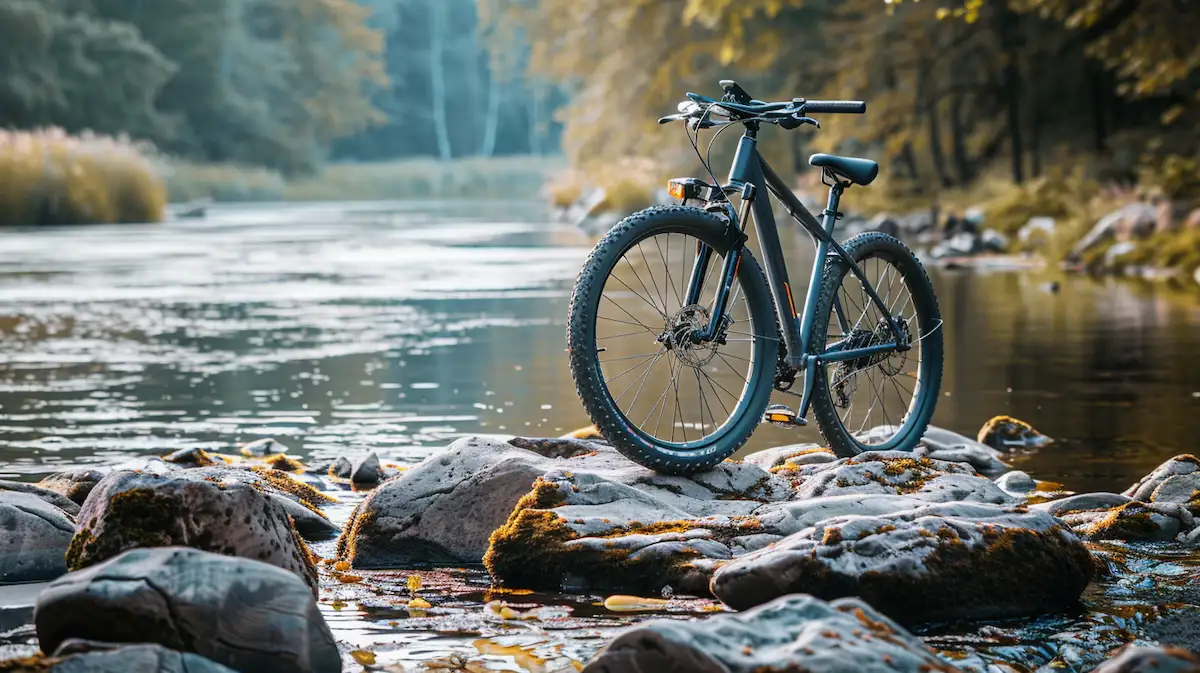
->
[
  {"left": 667, "top": 182, "right": 686, "bottom": 200},
  {"left": 768, "top": 414, "right": 791, "bottom": 423}
]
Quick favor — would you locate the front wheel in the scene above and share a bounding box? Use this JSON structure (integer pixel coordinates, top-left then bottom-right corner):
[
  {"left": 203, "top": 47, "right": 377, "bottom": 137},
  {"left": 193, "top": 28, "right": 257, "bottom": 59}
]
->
[
  {"left": 808, "top": 232, "right": 943, "bottom": 457},
  {"left": 567, "top": 206, "right": 778, "bottom": 474}
]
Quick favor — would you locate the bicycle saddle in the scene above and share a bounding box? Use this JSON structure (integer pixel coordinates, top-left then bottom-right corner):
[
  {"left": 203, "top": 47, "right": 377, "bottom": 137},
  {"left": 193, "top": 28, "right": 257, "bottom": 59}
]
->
[{"left": 809, "top": 154, "right": 879, "bottom": 186}]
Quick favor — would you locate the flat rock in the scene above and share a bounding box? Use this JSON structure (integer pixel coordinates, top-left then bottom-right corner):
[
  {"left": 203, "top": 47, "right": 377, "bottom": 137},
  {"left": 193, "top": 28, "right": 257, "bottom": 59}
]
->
[
  {"left": 0, "top": 480, "right": 80, "bottom": 516},
  {"left": 67, "top": 471, "right": 318, "bottom": 594},
  {"left": 1033, "top": 492, "right": 1134, "bottom": 517},
  {"left": 36, "top": 471, "right": 105, "bottom": 507},
  {"left": 0, "top": 491, "right": 75, "bottom": 584},
  {"left": 582, "top": 594, "right": 955, "bottom": 673},
  {"left": 1091, "top": 644, "right": 1200, "bottom": 672},
  {"left": 710, "top": 501, "right": 1094, "bottom": 624},
  {"left": 1078, "top": 501, "right": 1194, "bottom": 543},
  {"left": 36, "top": 547, "right": 339, "bottom": 673}
]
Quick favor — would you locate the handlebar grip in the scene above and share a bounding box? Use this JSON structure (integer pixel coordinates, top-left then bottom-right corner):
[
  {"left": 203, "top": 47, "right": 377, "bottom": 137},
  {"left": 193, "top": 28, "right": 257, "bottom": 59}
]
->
[{"left": 804, "top": 100, "right": 866, "bottom": 114}]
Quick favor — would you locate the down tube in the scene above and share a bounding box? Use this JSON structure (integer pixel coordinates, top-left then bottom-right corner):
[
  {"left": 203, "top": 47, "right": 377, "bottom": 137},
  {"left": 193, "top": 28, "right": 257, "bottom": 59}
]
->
[{"left": 746, "top": 156, "right": 804, "bottom": 364}]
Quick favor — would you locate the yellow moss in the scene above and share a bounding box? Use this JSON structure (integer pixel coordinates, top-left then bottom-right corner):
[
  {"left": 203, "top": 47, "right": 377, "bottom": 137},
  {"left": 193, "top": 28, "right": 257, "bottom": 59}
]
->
[
  {"left": 0, "top": 654, "right": 52, "bottom": 672},
  {"left": 263, "top": 454, "right": 305, "bottom": 472},
  {"left": 246, "top": 466, "right": 335, "bottom": 506},
  {"left": 162, "top": 448, "right": 216, "bottom": 467},
  {"left": 977, "top": 415, "right": 1042, "bottom": 446},
  {"left": 1082, "top": 502, "right": 1164, "bottom": 541}
]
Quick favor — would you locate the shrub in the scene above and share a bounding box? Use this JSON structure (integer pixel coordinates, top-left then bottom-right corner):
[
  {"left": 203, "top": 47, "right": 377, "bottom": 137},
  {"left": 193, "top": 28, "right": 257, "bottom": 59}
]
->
[{"left": 0, "top": 128, "right": 166, "bottom": 226}]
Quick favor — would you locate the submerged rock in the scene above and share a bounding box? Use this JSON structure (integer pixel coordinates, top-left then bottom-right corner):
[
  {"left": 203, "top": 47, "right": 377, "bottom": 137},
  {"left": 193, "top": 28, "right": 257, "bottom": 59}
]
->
[
  {"left": 0, "top": 480, "right": 80, "bottom": 516},
  {"left": 710, "top": 501, "right": 1094, "bottom": 624},
  {"left": 0, "top": 491, "right": 75, "bottom": 584},
  {"left": 976, "top": 415, "right": 1052, "bottom": 451},
  {"left": 36, "top": 547, "right": 339, "bottom": 673},
  {"left": 582, "top": 594, "right": 955, "bottom": 673},
  {"left": 1091, "top": 644, "right": 1200, "bottom": 673},
  {"left": 37, "top": 470, "right": 105, "bottom": 507},
  {"left": 0, "top": 643, "right": 237, "bottom": 673},
  {"left": 66, "top": 471, "right": 318, "bottom": 594}
]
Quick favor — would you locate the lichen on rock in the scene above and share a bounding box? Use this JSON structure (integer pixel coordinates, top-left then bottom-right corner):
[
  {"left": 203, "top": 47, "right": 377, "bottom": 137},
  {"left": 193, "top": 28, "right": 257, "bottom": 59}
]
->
[
  {"left": 977, "top": 415, "right": 1052, "bottom": 450},
  {"left": 710, "top": 501, "right": 1094, "bottom": 624}
]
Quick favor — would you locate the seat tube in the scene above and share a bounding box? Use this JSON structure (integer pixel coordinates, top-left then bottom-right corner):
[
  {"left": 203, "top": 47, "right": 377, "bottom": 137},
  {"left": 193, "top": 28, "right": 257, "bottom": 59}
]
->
[{"left": 797, "top": 184, "right": 842, "bottom": 354}]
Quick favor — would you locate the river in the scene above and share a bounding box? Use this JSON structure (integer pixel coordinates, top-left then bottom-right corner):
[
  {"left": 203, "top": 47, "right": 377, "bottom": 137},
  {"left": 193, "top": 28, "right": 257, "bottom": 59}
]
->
[{"left": 2, "top": 200, "right": 1199, "bottom": 669}]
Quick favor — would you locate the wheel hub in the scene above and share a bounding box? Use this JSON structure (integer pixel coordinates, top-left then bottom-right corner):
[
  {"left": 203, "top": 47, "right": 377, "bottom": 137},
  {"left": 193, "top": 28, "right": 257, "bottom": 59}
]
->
[{"left": 659, "top": 304, "right": 722, "bottom": 368}]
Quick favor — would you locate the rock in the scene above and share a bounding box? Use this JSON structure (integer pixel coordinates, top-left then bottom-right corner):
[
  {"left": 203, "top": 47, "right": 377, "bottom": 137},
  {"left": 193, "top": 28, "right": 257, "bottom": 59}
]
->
[
  {"left": 1, "top": 491, "right": 75, "bottom": 584},
  {"left": 0, "top": 480, "right": 80, "bottom": 516},
  {"left": 1155, "top": 198, "right": 1180, "bottom": 235},
  {"left": 561, "top": 425, "right": 604, "bottom": 441},
  {"left": 870, "top": 213, "right": 901, "bottom": 237},
  {"left": 329, "top": 453, "right": 383, "bottom": 484},
  {"left": 995, "top": 470, "right": 1037, "bottom": 496},
  {"left": 1018, "top": 217, "right": 1056, "bottom": 246},
  {"left": 36, "top": 547, "right": 339, "bottom": 673},
  {"left": 930, "top": 231, "right": 982, "bottom": 259},
  {"left": 341, "top": 436, "right": 789, "bottom": 573},
  {"left": 1123, "top": 455, "right": 1199, "bottom": 507},
  {"left": 179, "top": 466, "right": 337, "bottom": 541},
  {"left": 918, "top": 426, "right": 1013, "bottom": 477},
  {"left": 710, "top": 501, "right": 1094, "bottom": 624},
  {"left": 582, "top": 594, "right": 955, "bottom": 673},
  {"left": 1091, "top": 645, "right": 1200, "bottom": 673},
  {"left": 163, "top": 447, "right": 220, "bottom": 467},
  {"left": 773, "top": 450, "right": 1016, "bottom": 505},
  {"left": 1072, "top": 202, "right": 1157, "bottom": 258},
  {"left": 1105, "top": 241, "right": 1138, "bottom": 267},
  {"left": 980, "top": 228, "right": 1009, "bottom": 252},
  {"left": 239, "top": 438, "right": 288, "bottom": 458},
  {"left": 977, "top": 415, "right": 1052, "bottom": 450},
  {"left": 37, "top": 471, "right": 105, "bottom": 507},
  {"left": 742, "top": 444, "right": 836, "bottom": 471},
  {"left": 1078, "top": 501, "right": 1193, "bottom": 543},
  {"left": 67, "top": 471, "right": 318, "bottom": 594},
  {"left": 41, "top": 642, "right": 238, "bottom": 672},
  {"left": 1033, "top": 492, "right": 1134, "bottom": 518}
]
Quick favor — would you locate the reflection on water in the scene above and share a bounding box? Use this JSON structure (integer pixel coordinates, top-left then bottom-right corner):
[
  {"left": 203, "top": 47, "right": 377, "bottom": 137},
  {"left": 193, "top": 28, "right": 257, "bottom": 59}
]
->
[{"left": 1, "top": 200, "right": 1198, "bottom": 495}]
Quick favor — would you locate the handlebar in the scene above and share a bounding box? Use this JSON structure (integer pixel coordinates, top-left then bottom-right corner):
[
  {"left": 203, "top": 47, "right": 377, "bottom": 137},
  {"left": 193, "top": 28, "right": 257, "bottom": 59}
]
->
[{"left": 658, "top": 80, "right": 865, "bottom": 130}]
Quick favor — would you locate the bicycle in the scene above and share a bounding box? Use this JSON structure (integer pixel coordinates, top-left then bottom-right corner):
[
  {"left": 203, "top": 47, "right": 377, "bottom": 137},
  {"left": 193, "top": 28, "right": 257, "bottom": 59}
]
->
[{"left": 567, "top": 80, "right": 943, "bottom": 474}]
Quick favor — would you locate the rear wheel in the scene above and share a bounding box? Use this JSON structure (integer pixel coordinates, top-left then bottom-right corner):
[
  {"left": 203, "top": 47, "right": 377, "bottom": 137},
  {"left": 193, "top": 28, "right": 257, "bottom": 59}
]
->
[
  {"left": 808, "top": 232, "right": 943, "bottom": 457},
  {"left": 567, "top": 206, "right": 778, "bottom": 474}
]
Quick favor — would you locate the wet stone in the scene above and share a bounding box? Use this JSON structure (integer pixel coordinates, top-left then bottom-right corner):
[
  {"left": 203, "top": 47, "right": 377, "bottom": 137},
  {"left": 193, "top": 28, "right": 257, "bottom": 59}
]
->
[
  {"left": 0, "top": 643, "right": 238, "bottom": 673},
  {"left": 977, "top": 415, "right": 1052, "bottom": 451},
  {"left": 1124, "top": 455, "right": 1200, "bottom": 510},
  {"left": 162, "top": 447, "right": 219, "bottom": 468},
  {"left": 36, "top": 471, "right": 105, "bottom": 507},
  {"left": 710, "top": 501, "right": 1094, "bottom": 625},
  {"left": 239, "top": 438, "right": 289, "bottom": 458},
  {"left": 330, "top": 452, "right": 384, "bottom": 485},
  {"left": 0, "top": 481, "right": 80, "bottom": 516},
  {"left": 35, "top": 547, "right": 339, "bottom": 673},
  {"left": 0, "top": 491, "right": 75, "bottom": 584},
  {"left": 1090, "top": 645, "right": 1200, "bottom": 673},
  {"left": 995, "top": 470, "right": 1037, "bottom": 496},
  {"left": 67, "top": 471, "right": 319, "bottom": 594},
  {"left": 582, "top": 594, "right": 956, "bottom": 673}
]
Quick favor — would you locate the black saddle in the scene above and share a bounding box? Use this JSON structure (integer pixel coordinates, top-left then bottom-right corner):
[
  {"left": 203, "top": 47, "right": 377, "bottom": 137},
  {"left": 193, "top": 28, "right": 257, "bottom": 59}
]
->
[{"left": 809, "top": 153, "right": 879, "bottom": 186}]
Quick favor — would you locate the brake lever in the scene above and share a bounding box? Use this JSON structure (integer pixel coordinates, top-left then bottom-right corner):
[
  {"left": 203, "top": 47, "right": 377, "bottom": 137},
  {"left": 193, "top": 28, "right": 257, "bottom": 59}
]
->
[{"left": 794, "top": 114, "right": 820, "bottom": 129}]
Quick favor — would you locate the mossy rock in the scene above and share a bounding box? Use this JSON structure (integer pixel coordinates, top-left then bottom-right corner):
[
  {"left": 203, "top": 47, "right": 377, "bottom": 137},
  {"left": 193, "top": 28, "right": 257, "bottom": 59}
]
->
[
  {"left": 711, "top": 502, "right": 1094, "bottom": 625},
  {"left": 977, "top": 415, "right": 1051, "bottom": 450},
  {"left": 67, "top": 471, "right": 318, "bottom": 594}
]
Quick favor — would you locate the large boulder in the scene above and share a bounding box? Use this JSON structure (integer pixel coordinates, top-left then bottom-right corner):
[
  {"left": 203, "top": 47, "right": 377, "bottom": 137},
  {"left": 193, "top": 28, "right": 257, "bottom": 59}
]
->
[
  {"left": 9, "top": 642, "right": 239, "bottom": 673},
  {"left": 35, "top": 547, "right": 339, "bottom": 673},
  {"left": 710, "top": 501, "right": 1094, "bottom": 625},
  {"left": 37, "top": 470, "right": 105, "bottom": 507},
  {"left": 582, "top": 594, "right": 956, "bottom": 673},
  {"left": 339, "top": 435, "right": 791, "bottom": 570},
  {"left": 0, "top": 481, "right": 81, "bottom": 516},
  {"left": 66, "top": 471, "right": 318, "bottom": 594},
  {"left": 0, "top": 491, "right": 75, "bottom": 584}
]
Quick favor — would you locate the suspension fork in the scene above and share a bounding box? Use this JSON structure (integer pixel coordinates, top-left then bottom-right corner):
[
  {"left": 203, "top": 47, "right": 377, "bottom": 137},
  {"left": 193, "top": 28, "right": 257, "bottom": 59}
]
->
[{"left": 686, "top": 185, "right": 754, "bottom": 341}]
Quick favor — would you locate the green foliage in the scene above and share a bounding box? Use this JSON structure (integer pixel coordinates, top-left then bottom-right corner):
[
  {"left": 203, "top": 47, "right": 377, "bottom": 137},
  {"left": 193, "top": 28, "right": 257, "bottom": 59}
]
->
[
  {"left": 165, "top": 161, "right": 286, "bottom": 203},
  {"left": 0, "top": 128, "right": 166, "bottom": 226}
]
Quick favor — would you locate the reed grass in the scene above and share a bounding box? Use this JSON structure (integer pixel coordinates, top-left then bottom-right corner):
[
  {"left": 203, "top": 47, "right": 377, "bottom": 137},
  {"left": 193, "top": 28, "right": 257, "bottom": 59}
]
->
[{"left": 0, "top": 128, "right": 166, "bottom": 226}]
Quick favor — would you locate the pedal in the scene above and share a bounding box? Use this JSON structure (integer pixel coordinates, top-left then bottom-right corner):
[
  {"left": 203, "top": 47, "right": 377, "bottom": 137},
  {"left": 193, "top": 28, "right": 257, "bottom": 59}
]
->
[{"left": 762, "top": 404, "right": 806, "bottom": 428}]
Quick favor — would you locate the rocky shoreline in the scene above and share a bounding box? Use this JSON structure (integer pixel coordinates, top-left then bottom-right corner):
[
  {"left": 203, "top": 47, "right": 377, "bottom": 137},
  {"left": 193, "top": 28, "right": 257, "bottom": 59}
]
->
[{"left": 1, "top": 417, "right": 1198, "bottom": 671}]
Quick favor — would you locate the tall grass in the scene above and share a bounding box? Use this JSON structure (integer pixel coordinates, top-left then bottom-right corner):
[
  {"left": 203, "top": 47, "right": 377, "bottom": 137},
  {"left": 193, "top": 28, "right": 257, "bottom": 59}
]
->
[
  {"left": 0, "top": 128, "right": 166, "bottom": 226},
  {"left": 284, "top": 156, "right": 560, "bottom": 202},
  {"left": 165, "top": 161, "right": 287, "bottom": 203}
]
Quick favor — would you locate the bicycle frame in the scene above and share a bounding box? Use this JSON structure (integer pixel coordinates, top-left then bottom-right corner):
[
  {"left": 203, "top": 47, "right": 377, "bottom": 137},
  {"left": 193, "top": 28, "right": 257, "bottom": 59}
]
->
[{"left": 683, "top": 126, "right": 909, "bottom": 423}]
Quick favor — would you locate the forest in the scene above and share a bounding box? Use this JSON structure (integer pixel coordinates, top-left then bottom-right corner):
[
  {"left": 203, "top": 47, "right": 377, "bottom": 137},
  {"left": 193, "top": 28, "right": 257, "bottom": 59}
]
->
[{"left": 0, "top": 0, "right": 561, "bottom": 176}]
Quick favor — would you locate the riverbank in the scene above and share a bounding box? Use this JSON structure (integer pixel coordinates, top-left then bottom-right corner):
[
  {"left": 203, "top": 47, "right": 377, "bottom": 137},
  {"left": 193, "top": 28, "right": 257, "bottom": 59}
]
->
[{"left": 1, "top": 420, "right": 1197, "bottom": 671}]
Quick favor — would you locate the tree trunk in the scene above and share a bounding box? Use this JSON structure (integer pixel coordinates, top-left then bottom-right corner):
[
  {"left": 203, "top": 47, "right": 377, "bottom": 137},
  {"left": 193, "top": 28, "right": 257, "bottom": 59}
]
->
[
  {"left": 480, "top": 66, "right": 502, "bottom": 157},
  {"left": 997, "top": 6, "right": 1024, "bottom": 183},
  {"left": 428, "top": 0, "right": 453, "bottom": 161},
  {"left": 918, "top": 61, "right": 952, "bottom": 188},
  {"left": 950, "top": 93, "right": 973, "bottom": 183}
]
